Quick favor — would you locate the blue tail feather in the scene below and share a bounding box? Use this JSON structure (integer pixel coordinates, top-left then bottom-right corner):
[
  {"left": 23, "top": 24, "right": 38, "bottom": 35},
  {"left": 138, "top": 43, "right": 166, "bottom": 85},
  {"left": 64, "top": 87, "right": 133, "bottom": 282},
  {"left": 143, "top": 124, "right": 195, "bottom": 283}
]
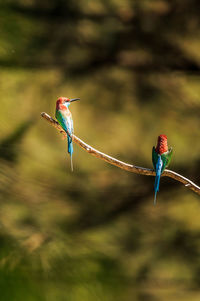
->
[
  {"left": 154, "top": 155, "right": 163, "bottom": 205},
  {"left": 154, "top": 173, "right": 161, "bottom": 205},
  {"left": 67, "top": 135, "right": 73, "bottom": 171},
  {"left": 67, "top": 136, "right": 73, "bottom": 155}
]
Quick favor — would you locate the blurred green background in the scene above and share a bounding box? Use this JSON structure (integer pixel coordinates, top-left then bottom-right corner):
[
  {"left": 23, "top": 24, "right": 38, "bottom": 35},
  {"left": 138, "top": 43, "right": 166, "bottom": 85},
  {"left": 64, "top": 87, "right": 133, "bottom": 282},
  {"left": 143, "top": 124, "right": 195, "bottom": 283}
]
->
[{"left": 0, "top": 0, "right": 200, "bottom": 300}]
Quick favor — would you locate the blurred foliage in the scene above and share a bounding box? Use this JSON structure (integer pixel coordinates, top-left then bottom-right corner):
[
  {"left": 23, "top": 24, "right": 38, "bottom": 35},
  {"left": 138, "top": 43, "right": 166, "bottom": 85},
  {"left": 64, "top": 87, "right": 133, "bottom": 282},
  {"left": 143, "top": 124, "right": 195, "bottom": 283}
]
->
[
  {"left": 0, "top": 119, "right": 33, "bottom": 162},
  {"left": 0, "top": 0, "right": 200, "bottom": 300}
]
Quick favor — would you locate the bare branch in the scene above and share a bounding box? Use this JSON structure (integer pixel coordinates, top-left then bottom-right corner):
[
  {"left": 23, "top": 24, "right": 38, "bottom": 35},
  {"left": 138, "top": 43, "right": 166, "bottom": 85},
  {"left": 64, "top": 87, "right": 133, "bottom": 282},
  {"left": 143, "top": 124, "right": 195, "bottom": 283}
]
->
[{"left": 41, "top": 112, "right": 200, "bottom": 196}]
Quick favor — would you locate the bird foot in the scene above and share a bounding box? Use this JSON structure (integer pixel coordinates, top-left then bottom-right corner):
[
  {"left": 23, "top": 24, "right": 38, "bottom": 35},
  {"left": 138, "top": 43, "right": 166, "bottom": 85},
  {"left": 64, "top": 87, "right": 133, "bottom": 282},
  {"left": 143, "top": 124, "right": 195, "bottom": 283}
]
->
[{"left": 60, "top": 131, "right": 67, "bottom": 140}]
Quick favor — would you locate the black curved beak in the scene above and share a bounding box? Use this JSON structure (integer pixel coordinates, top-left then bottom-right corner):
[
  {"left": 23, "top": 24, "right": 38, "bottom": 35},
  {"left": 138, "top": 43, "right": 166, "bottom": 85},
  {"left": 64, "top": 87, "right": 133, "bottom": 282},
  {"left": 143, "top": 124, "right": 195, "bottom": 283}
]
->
[{"left": 70, "top": 98, "right": 80, "bottom": 102}]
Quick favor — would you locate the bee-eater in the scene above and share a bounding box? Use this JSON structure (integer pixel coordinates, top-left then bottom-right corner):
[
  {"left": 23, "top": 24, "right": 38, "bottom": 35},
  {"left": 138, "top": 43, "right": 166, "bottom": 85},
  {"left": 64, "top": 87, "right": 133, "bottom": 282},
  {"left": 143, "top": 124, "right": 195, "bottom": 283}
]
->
[
  {"left": 152, "top": 135, "right": 173, "bottom": 205},
  {"left": 55, "top": 97, "right": 80, "bottom": 171}
]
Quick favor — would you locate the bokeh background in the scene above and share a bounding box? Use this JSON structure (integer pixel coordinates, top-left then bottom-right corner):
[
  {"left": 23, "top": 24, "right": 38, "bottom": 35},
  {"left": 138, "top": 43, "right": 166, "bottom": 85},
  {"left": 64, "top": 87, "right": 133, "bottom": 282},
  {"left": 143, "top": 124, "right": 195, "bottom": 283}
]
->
[{"left": 0, "top": 0, "right": 200, "bottom": 300}]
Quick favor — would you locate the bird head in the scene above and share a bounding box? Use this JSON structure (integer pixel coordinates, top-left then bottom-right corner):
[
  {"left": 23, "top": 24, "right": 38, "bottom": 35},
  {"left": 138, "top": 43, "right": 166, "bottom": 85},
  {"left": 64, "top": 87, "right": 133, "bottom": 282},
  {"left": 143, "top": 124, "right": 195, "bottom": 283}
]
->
[
  {"left": 156, "top": 134, "right": 168, "bottom": 154},
  {"left": 56, "top": 97, "right": 80, "bottom": 109}
]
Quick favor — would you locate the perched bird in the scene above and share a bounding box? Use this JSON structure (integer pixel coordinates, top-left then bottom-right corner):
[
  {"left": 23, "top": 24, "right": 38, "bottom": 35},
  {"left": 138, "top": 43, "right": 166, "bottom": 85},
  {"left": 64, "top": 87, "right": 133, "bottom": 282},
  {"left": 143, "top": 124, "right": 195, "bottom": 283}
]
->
[
  {"left": 152, "top": 135, "right": 173, "bottom": 205},
  {"left": 55, "top": 97, "right": 80, "bottom": 171}
]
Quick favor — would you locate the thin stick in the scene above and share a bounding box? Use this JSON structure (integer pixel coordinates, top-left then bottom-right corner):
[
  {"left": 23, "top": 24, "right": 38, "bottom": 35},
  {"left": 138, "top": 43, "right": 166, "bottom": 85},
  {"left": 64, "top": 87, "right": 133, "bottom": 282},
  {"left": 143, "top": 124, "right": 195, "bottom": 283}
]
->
[{"left": 41, "top": 112, "right": 200, "bottom": 196}]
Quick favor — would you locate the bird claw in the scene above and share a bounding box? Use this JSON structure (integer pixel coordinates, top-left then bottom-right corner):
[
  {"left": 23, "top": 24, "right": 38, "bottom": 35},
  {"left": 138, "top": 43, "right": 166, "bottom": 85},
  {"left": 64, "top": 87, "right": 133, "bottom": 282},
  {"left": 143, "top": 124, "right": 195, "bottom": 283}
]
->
[{"left": 60, "top": 130, "right": 67, "bottom": 140}]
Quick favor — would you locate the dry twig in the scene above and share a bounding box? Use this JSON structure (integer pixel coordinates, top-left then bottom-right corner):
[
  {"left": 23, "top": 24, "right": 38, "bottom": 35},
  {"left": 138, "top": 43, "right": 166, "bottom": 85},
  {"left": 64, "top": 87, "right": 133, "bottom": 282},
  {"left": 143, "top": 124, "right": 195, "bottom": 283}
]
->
[{"left": 41, "top": 112, "right": 200, "bottom": 196}]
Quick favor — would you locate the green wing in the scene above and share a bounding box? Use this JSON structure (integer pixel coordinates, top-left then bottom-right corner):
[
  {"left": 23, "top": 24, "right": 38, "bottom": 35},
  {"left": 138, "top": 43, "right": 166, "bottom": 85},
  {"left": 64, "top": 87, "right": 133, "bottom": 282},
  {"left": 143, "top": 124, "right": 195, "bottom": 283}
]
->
[
  {"left": 161, "top": 147, "right": 173, "bottom": 172},
  {"left": 152, "top": 146, "right": 159, "bottom": 171},
  {"left": 152, "top": 146, "right": 173, "bottom": 173},
  {"left": 56, "top": 109, "right": 67, "bottom": 132}
]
